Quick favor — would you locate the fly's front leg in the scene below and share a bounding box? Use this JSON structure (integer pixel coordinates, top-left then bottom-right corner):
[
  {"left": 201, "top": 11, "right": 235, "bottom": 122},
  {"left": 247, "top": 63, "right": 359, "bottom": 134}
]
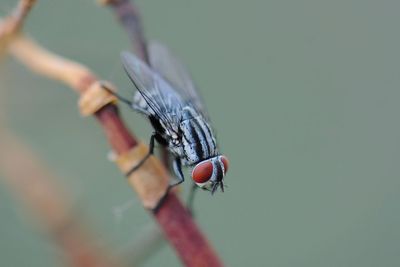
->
[
  {"left": 169, "top": 157, "right": 185, "bottom": 188},
  {"left": 169, "top": 158, "right": 198, "bottom": 215},
  {"left": 152, "top": 157, "right": 185, "bottom": 212},
  {"left": 125, "top": 133, "right": 156, "bottom": 177}
]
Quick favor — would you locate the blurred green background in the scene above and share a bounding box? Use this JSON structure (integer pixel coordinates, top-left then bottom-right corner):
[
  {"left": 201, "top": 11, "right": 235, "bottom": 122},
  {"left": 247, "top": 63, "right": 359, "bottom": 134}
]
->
[{"left": 1, "top": 0, "right": 400, "bottom": 266}]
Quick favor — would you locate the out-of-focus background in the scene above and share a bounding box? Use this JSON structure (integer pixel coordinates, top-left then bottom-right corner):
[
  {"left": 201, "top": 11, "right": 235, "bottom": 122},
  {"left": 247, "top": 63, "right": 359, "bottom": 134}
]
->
[{"left": 1, "top": 0, "right": 400, "bottom": 266}]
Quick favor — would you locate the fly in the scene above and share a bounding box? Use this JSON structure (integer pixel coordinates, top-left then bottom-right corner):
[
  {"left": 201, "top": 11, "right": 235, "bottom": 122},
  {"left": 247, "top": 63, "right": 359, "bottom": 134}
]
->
[{"left": 109, "top": 42, "right": 229, "bottom": 194}]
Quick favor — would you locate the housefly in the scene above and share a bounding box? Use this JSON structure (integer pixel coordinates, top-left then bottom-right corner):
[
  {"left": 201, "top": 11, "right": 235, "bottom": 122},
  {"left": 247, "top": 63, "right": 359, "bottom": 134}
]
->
[{"left": 114, "top": 42, "right": 229, "bottom": 194}]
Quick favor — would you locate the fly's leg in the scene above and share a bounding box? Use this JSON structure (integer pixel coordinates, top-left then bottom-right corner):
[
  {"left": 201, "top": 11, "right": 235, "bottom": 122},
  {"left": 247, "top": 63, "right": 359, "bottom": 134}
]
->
[
  {"left": 99, "top": 82, "right": 133, "bottom": 107},
  {"left": 169, "top": 157, "right": 185, "bottom": 188},
  {"left": 152, "top": 158, "right": 185, "bottom": 212},
  {"left": 169, "top": 159, "right": 198, "bottom": 215},
  {"left": 125, "top": 133, "right": 156, "bottom": 177},
  {"left": 186, "top": 183, "right": 198, "bottom": 216}
]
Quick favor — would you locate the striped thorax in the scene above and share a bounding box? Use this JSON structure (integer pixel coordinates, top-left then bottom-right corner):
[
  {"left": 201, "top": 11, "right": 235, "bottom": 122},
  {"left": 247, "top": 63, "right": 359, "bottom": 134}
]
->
[{"left": 179, "top": 106, "right": 217, "bottom": 164}]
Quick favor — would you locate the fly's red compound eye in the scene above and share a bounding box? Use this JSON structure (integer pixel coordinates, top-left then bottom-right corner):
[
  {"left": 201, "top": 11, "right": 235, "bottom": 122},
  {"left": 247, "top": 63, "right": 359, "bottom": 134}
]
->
[
  {"left": 221, "top": 156, "right": 229, "bottom": 173},
  {"left": 192, "top": 161, "right": 214, "bottom": 184}
]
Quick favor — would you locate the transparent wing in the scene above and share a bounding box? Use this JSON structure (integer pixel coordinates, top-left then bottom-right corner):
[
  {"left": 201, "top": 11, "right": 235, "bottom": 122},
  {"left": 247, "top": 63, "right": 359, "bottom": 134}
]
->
[
  {"left": 148, "top": 41, "right": 210, "bottom": 121},
  {"left": 121, "top": 51, "right": 184, "bottom": 131}
]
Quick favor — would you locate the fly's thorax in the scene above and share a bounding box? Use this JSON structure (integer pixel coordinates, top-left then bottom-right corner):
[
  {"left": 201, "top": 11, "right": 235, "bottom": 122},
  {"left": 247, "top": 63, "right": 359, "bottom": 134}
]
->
[
  {"left": 179, "top": 114, "right": 218, "bottom": 166},
  {"left": 181, "top": 106, "right": 197, "bottom": 121}
]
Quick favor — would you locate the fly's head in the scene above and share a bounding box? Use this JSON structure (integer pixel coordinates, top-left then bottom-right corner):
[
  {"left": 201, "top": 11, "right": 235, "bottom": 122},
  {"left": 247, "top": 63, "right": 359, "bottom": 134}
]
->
[{"left": 191, "top": 155, "right": 229, "bottom": 194}]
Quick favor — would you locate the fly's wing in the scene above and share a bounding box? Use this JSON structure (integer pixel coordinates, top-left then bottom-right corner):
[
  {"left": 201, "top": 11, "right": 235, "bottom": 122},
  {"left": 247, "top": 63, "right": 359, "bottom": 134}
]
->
[
  {"left": 121, "top": 51, "right": 184, "bottom": 132},
  {"left": 148, "top": 41, "right": 210, "bottom": 121}
]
